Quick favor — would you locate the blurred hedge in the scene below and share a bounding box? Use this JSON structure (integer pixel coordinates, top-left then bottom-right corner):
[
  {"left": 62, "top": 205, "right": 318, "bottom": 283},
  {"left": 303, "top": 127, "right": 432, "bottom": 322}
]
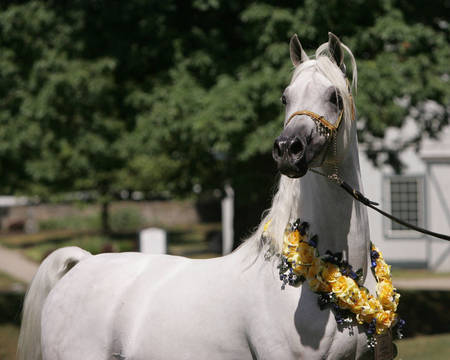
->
[{"left": 398, "top": 290, "right": 450, "bottom": 337}]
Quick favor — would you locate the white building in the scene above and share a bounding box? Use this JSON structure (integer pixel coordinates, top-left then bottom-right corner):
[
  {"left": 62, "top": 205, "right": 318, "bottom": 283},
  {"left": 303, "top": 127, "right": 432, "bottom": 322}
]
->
[{"left": 359, "top": 123, "right": 450, "bottom": 272}]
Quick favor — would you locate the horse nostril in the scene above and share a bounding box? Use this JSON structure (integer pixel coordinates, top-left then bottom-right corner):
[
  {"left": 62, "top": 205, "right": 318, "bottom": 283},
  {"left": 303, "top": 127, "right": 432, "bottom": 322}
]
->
[
  {"left": 289, "top": 138, "right": 303, "bottom": 156},
  {"left": 273, "top": 140, "right": 283, "bottom": 159}
]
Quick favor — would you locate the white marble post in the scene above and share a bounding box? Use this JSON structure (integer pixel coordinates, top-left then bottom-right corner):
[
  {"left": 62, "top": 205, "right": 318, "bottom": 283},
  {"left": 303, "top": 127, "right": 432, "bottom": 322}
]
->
[
  {"left": 139, "top": 228, "right": 167, "bottom": 254},
  {"left": 221, "top": 184, "right": 234, "bottom": 255}
]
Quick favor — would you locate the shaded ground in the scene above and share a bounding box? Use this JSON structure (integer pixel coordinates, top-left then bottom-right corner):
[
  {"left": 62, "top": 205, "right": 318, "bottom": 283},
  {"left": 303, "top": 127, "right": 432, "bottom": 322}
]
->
[
  {"left": 394, "top": 277, "right": 450, "bottom": 290},
  {"left": 0, "top": 223, "right": 222, "bottom": 285},
  {"left": 0, "top": 246, "right": 38, "bottom": 284},
  {"left": 392, "top": 269, "right": 450, "bottom": 290}
]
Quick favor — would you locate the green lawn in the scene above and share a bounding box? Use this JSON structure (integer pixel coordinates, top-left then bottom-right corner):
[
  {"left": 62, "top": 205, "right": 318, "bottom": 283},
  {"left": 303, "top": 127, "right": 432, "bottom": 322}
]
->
[
  {"left": 395, "top": 333, "right": 450, "bottom": 360},
  {"left": 0, "top": 324, "right": 19, "bottom": 360},
  {"left": 0, "top": 272, "right": 25, "bottom": 292},
  {"left": 0, "top": 222, "right": 221, "bottom": 266},
  {"left": 22, "top": 234, "right": 136, "bottom": 263}
]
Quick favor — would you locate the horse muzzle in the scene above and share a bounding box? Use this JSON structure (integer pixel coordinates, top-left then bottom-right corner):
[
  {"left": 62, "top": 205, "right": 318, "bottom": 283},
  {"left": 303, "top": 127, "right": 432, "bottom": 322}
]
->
[
  {"left": 272, "top": 135, "right": 309, "bottom": 178},
  {"left": 272, "top": 118, "right": 330, "bottom": 178}
]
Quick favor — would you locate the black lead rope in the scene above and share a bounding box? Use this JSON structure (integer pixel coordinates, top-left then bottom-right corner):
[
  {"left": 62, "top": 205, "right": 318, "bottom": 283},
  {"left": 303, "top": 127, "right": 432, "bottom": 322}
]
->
[
  {"left": 339, "top": 180, "right": 450, "bottom": 241},
  {"left": 309, "top": 168, "right": 450, "bottom": 241}
]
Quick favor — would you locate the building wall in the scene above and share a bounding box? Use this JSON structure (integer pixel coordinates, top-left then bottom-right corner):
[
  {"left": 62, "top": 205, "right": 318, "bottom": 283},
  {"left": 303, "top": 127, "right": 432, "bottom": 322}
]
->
[
  {"left": 359, "top": 134, "right": 450, "bottom": 271},
  {"left": 359, "top": 148, "right": 428, "bottom": 267},
  {"left": 423, "top": 162, "right": 450, "bottom": 271}
]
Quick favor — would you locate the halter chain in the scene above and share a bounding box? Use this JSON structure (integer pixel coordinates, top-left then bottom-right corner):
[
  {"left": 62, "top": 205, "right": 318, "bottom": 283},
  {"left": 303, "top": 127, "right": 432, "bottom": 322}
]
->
[{"left": 286, "top": 110, "right": 344, "bottom": 139}]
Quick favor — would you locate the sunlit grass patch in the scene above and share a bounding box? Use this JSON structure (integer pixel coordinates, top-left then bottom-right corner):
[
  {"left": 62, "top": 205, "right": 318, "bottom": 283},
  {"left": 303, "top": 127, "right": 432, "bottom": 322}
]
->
[
  {"left": 23, "top": 235, "right": 136, "bottom": 263},
  {"left": 396, "top": 333, "right": 450, "bottom": 360},
  {"left": 0, "top": 324, "right": 19, "bottom": 360},
  {"left": 0, "top": 272, "right": 25, "bottom": 292}
]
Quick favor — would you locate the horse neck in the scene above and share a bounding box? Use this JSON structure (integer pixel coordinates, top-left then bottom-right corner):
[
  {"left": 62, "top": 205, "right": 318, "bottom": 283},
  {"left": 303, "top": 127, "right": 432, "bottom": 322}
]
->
[{"left": 299, "top": 137, "right": 371, "bottom": 273}]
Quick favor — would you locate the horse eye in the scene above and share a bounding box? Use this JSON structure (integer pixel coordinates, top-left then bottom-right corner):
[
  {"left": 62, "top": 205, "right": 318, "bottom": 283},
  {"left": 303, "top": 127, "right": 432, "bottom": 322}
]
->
[
  {"left": 281, "top": 95, "right": 287, "bottom": 105},
  {"left": 329, "top": 92, "right": 343, "bottom": 109}
]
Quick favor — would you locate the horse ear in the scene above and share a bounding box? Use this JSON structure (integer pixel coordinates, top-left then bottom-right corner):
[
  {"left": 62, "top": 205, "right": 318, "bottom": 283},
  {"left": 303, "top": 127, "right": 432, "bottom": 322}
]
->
[
  {"left": 328, "top": 32, "right": 345, "bottom": 71},
  {"left": 290, "top": 34, "right": 309, "bottom": 67}
]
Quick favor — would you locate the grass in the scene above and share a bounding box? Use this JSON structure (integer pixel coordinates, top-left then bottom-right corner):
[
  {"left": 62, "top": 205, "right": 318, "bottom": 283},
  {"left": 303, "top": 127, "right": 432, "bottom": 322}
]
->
[
  {"left": 23, "top": 234, "right": 136, "bottom": 263},
  {"left": 396, "top": 333, "right": 450, "bottom": 360},
  {"left": 0, "top": 324, "right": 19, "bottom": 360},
  {"left": 39, "top": 213, "right": 101, "bottom": 231},
  {"left": 0, "top": 229, "right": 96, "bottom": 248},
  {"left": 0, "top": 220, "right": 222, "bottom": 263},
  {"left": 166, "top": 223, "right": 221, "bottom": 257},
  {"left": 0, "top": 272, "right": 25, "bottom": 292},
  {"left": 0, "top": 324, "right": 448, "bottom": 360}
]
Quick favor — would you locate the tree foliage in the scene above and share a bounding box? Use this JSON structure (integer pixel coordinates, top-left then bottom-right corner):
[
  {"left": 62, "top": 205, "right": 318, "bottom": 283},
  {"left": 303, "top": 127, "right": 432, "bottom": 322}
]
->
[{"left": 0, "top": 0, "right": 449, "bottom": 234}]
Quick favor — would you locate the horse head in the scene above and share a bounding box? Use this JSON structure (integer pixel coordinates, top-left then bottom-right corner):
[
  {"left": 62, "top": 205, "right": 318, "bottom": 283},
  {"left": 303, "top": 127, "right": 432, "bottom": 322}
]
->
[{"left": 273, "top": 33, "right": 356, "bottom": 178}]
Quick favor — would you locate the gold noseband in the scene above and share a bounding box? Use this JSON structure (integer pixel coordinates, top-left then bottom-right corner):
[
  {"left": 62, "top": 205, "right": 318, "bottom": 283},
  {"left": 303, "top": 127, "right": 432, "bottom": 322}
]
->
[{"left": 286, "top": 109, "right": 344, "bottom": 136}]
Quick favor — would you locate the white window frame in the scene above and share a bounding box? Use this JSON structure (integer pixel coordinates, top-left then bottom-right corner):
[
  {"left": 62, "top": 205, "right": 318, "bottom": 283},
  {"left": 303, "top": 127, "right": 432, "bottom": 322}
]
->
[{"left": 383, "top": 175, "right": 425, "bottom": 239}]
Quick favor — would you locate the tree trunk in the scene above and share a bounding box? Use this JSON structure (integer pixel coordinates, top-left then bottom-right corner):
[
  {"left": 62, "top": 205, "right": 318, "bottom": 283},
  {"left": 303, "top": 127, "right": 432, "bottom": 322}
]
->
[{"left": 101, "top": 201, "right": 110, "bottom": 234}]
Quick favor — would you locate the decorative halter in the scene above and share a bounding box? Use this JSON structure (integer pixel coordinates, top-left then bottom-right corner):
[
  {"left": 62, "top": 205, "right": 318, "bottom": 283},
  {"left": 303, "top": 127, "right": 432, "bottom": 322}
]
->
[
  {"left": 285, "top": 104, "right": 349, "bottom": 183},
  {"left": 286, "top": 109, "right": 345, "bottom": 139},
  {"left": 285, "top": 81, "right": 355, "bottom": 138}
]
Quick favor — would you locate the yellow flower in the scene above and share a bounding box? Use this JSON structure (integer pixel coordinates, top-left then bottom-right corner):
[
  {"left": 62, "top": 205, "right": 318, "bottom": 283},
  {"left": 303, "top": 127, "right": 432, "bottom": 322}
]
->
[
  {"left": 375, "top": 311, "right": 393, "bottom": 334},
  {"left": 309, "top": 277, "right": 321, "bottom": 292},
  {"left": 308, "top": 276, "right": 331, "bottom": 293},
  {"left": 322, "top": 263, "right": 341, "bottom": 282},
  {"left": 332, "top": 276, "right": 350, "bottom": 295},
  {"left": 281, "top": 227, "right": 400, "bottom": 332},
  {"left": 309, "top": 258, "right": 332, "bottom": 292},
  {"left": 353, "top": 290, "right": 375, "bottom": 318},
  {"left": 377, "top": 280, "right": 393, "bottom": 296},
  {"left": 287, "top": 230, "right": 300, "bottom": 245},
  {"left": 367, "top": 296, "right": 383, "bottom": 313},
  {"left": 263, "top": 219, "right": 272, "bottom": 232},
  {"left": 298, "top": 242, "right": 315, "bottom": 265},
  {"left": 375, "top": 262, "right": 391, "bottom": 281},
  {"left": 376, "top": 280, "right": 396, "bottom": 310},
  {"left": 283, "top": 231, "right": 301, "bottom": 258},
  {"left": 285, "top": 248, "right": 297, "bottom": 260},
  {"left": 292, "top": 262, "right": 308, "bottom": 278},
  {"left": 308, "top": 257, "right": 322, "bottom": 277},
  {"left": 347, "top": 287, "right": 363, "bottom": 308},
  {"left": 334, "top": 276, "right": 358, "bottom": 301}
]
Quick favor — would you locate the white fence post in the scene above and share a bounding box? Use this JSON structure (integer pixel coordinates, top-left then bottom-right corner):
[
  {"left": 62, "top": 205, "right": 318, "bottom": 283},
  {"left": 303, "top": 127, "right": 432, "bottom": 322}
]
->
[
  {"left": 139, "top": 228, "right": 167, "bottom": 254},
  {"left": 221, "top": 184, "right": 234, "bottom": 255}
]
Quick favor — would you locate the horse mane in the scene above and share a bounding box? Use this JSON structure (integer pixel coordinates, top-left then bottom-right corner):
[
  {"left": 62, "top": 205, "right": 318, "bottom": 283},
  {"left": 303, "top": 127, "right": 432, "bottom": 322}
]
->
[{"left": 246, "top": 39, "right": 358, "bottom": 254}]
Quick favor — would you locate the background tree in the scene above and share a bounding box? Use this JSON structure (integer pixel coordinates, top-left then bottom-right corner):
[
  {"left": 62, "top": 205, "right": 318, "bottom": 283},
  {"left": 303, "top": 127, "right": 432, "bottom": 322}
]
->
[{"left": 0, "top": 0, "right": 448, "bottom": 239}]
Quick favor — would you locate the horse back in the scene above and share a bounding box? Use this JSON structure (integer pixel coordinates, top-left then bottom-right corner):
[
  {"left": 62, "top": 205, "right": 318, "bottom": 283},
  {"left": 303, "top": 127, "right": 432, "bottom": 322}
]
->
[{"left": 41, "top": 251, "right": 253, "bottom": 359}]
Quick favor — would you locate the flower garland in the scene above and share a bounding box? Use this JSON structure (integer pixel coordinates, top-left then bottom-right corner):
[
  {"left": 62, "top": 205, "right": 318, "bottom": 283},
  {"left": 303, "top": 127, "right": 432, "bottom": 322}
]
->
[{"left": 263, "top": 219, "right": 405, "bottom": 348}]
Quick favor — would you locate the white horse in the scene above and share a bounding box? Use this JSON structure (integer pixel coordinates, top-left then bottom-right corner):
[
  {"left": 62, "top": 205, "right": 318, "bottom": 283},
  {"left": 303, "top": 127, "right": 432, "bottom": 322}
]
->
[{"left": 18, "top": 33, "right": 377, "bottom": 360}]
